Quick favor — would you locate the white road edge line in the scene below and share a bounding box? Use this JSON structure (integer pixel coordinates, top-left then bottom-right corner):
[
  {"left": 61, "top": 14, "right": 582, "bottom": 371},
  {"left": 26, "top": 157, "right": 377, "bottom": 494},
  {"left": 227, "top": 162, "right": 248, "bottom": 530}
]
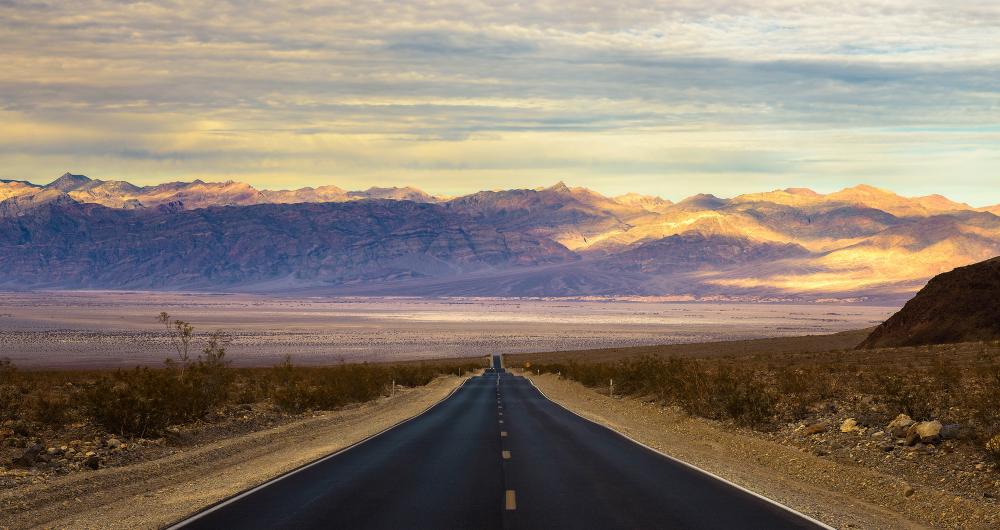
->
[
  {"left": 524, "top": 375, "right": 835, "bottom": 530},
  {"left": 166, "top": 372, "right": 480, "bottom": 529}
]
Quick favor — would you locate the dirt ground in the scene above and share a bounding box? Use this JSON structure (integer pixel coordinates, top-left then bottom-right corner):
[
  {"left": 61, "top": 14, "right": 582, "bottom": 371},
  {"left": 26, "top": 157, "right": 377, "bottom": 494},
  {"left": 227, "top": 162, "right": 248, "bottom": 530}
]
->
[
  {"left": 524, "top": 371, "right": 999, "bottom": 530},
  {"left": 0, "top": 375, "right": 466, "bottom": 530}
]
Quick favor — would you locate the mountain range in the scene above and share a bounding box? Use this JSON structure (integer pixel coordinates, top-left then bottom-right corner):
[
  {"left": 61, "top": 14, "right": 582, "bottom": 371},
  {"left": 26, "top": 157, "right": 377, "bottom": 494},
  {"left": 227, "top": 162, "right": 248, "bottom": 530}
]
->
[{"left": 2, "top": 173, "right": 999, "bottom": 302}]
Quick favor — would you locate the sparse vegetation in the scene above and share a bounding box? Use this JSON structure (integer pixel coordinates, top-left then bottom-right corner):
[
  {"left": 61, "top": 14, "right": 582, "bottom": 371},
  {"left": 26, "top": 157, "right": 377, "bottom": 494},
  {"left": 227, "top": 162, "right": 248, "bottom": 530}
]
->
[
  {"left": 527, "top": 340, "right": 1000, "bottom": 455},
  {"left": 0, "top": 314, "right": 484, "bottom": 441}
]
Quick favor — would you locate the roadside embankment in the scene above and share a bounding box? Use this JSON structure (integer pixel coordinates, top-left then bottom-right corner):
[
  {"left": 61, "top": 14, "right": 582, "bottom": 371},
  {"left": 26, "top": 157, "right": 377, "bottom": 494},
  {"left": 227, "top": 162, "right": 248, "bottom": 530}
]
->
[
  {"left": 0, "top": 375, "right": 467, "bottom": 529},
  {"left": 524, "top": 371, "right": 999, "bottom": 530}
]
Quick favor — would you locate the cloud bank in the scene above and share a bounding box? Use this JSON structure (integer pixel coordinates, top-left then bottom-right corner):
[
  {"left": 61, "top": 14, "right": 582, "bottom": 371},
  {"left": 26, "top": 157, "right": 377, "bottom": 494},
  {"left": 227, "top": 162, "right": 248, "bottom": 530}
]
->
[{"left": 1, "top": 1, "right": 998, "bottom": 202}]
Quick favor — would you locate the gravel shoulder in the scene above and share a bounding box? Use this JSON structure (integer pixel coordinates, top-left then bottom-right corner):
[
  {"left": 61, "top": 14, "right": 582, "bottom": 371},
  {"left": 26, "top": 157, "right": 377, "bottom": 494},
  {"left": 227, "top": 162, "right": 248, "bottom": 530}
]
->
[
  {"left": 0, "top": 375, "right": 466, "bottom": 530},
  {"left": 524, "top": 371, "right": 998, "bottom": 530}
]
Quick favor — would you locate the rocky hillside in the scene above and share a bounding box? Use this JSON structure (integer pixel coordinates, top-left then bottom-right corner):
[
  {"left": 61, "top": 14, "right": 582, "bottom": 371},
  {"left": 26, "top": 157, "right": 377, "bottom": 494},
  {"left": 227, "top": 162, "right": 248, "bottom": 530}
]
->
[
  {"left": 3, "top": 172, "right": 1000, "bottom": 300},
  {"left": 860, "top": 256, "right": 1000, "bottom": 347},
  {"left": 0, "top": 199, "right": 575, "bottom": 289}
]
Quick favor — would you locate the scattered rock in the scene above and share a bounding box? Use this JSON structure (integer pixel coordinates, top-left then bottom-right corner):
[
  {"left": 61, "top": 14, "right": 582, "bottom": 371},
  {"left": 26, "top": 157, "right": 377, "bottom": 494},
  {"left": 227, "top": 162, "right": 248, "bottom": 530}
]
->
[
  {"left": 11, "top": 443, "right": 44, "bottom": 468},
  {"left": 107, "top": 438, "right": 122, "bottom": 449},
  {"left": 887, "top": 414, "right": 915, "bottom": 438},
  {"left": 907, "top": 421, "right": 942, "bottom": 444},
  {"left": 840, "top": 418, "right": 861, "bottom": 433},
  {"left": 803, "top": 422, "right": 829, "bottom": 435},
  {"left": 83, "top": 454, "right": 101, "bottom": 470},
  {"left": 903, "top": 485, "right": 916, "bottom": 498}
]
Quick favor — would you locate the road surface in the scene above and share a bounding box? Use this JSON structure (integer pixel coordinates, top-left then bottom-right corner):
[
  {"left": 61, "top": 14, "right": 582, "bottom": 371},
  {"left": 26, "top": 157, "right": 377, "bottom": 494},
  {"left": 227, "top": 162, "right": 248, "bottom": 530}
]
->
[{"left": 173, "top": 355, "right": 826, "bottom": 529}]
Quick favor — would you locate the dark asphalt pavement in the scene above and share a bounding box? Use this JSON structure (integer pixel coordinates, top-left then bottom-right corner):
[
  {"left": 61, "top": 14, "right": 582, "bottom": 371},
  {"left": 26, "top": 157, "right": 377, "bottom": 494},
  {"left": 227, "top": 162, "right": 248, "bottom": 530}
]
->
[{"left": 173, "top": 355, "right": 826, "bottom": 529}]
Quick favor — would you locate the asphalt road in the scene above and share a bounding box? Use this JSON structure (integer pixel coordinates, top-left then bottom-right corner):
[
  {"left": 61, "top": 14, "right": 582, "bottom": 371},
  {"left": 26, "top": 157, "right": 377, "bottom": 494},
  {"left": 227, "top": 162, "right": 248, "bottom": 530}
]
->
[{"left": 173, "top": 355, "right": 826, "bottom": 529}]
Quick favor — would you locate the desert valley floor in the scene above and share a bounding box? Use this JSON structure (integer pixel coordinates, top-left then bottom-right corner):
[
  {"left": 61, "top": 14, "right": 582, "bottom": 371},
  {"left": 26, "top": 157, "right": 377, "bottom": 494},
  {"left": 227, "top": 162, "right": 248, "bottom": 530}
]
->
[{"left": 0, "top": 291, "right": 895, "bottom": 368}]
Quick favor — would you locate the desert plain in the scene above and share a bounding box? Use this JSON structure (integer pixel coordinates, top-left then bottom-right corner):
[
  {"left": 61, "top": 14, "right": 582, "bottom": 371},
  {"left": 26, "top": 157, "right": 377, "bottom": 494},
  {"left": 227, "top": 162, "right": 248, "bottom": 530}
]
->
[{"left": 0, "top": 291, "right": 895, "bottom": 368}]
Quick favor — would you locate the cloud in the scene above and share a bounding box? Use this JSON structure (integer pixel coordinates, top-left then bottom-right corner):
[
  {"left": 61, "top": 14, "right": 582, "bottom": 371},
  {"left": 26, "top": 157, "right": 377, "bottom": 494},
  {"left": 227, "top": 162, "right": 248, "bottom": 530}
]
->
[{"left": 0, "top": 0, "right": 998, "bottom": 203}]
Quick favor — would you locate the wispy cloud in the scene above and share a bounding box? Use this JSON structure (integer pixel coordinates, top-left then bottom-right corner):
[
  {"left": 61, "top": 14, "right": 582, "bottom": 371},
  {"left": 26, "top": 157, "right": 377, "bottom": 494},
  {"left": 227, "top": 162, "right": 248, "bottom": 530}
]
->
[{"left": 0, "top": 1, "right": 998, "bottom": 202}]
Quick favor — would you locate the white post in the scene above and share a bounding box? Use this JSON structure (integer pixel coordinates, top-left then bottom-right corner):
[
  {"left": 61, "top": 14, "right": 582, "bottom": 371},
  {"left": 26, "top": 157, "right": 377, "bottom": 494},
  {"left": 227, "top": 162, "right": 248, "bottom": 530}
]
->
[
  {"left": 391, "top": 379, "right": 395, "bottom": 397},
  {"left": 610, "top": 378, "right": 614, "bottom": 398}
]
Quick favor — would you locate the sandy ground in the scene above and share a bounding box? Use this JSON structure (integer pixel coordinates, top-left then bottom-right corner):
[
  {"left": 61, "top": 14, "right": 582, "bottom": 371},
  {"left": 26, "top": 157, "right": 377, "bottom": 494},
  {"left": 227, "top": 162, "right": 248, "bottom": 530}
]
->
[
  {"left": 0, "top": 375, "right": 466, "bottom": 530},
  {"left": 0, "top": 291, "right": 894, "bottom": 368},
  {"left": 524, "top": 372, "right": 1000, "bottom": 530}
]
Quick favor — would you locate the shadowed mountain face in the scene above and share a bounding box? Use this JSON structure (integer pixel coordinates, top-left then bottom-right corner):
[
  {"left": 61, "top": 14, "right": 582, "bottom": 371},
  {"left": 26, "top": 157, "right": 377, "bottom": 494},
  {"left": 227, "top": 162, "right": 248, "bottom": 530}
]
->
[
  {"left": 2, "top": 173, "right": 1000, "bottom": 301},
  {"left": 860, "top": 257, "right": 1000, "bottom": 348},
  {"left": 0, "top": 199, "right": 575, "bottom": 289}
]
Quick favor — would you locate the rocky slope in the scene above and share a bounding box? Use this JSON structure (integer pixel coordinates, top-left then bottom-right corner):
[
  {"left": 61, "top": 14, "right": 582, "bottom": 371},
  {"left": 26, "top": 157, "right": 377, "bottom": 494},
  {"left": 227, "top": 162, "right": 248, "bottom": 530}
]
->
[{"left": 860, "top": 256, "right": 1000, "bottom": 347}]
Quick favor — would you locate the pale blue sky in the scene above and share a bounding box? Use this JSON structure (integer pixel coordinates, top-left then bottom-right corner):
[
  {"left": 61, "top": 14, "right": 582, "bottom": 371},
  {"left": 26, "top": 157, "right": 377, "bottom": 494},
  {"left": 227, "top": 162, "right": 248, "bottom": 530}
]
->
[{"left": 1, "top": 1, "right": 998, "bottom": 204}]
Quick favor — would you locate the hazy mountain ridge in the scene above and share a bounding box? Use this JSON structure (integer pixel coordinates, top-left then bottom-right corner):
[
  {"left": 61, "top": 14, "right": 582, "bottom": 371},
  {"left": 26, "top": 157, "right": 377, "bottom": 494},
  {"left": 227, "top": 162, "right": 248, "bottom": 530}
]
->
[
  {"left": 2, "top": 173, "right": 999, "bottom": 301},
  {"left": 0, "top": 173, "right": 446, "bottom": 210}
]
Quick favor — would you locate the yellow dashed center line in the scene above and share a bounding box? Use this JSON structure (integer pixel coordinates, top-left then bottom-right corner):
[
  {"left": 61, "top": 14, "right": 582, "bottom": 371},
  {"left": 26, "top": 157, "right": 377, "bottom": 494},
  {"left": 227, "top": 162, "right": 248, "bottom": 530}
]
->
[
  {"left": 505, "top": 490, "right": 517, "bottom": 510},
  {"left": 502, "top": 450, "right": 511, "bottom": 460},
  {"left": 501, "top": 431, "right": 508, "bottom": 437}
]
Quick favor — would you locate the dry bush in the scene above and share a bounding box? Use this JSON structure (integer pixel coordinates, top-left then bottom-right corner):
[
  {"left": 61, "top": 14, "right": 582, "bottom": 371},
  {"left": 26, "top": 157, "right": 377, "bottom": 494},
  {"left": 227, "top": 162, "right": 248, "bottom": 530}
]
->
[
  {"left": 268, "top": 357, "right": 482, "bottom": 413},
  {"left": 533, "top": 340, "right": 1000, "bottom": 453},
  {"left": 535, "top": 356, "right": 778, "bottom": 429},
  {"left": 85, "top": 330, "right": 236, "bottom": 436},
  {"left": 31, "top": 393, "right": 70, "bottom": 427}
]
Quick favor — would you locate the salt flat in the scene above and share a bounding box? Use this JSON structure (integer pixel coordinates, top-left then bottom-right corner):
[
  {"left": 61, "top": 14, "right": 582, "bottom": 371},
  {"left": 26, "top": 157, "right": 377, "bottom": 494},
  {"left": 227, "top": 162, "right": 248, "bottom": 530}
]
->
[{"left": 0, "top": 291, "right": 896, "bottom": 368}]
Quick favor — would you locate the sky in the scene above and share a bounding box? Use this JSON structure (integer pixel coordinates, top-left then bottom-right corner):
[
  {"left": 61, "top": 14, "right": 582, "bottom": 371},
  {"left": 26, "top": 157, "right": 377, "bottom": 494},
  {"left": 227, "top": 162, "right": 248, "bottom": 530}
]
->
[{"left": 1, "top": 1, "right": 999, "bottom": 204}]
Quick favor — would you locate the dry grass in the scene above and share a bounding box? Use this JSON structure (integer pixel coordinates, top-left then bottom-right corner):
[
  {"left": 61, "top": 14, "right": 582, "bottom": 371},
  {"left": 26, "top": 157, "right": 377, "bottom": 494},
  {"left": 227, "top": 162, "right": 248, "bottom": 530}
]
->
[
  {"left": 520, "top": 336, "right": 1000, "bottom": 457},
  {"left": 506, "top": 328, "right": 872, "bottom": 364},
  {"left": 0, "top": 356, "right": 483, "bottom": 438}
]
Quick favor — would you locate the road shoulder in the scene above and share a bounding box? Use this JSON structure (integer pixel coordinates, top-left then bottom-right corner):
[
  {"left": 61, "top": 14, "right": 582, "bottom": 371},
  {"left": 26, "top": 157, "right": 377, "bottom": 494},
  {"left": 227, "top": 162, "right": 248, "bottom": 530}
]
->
[
  {"left": 0, "top": 375, "right": 467, "bottom": 530},
  {"left": 524, "top": 371, "right": 995, "bottom": 530}
]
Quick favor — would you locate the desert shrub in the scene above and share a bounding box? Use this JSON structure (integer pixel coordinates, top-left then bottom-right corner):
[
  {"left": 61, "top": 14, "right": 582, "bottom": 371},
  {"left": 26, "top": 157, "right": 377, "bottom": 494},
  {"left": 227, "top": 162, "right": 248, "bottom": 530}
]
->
[
  {"left": 31, "top": 393, "right": 70, "bottom": 427},
  {"left": 535, "top": 356, "right": 777, "bottom": 429},
  {"left": 0, "top": 358, "right": 24, "bottom": 422},
  {"left": 268, "top": 357, "right": 482, "bottom": 413},
  {"left": 776, "top": 366, "right": 833, "bottom": 419},
  {"left": 270, "top": 356, "right": 310, "bottom": 412},
  {"left": 86, "top": 331, "right": 236, "bottom": 436},
  {"left": 0, "top": 384, "right": 22, "bottom": 422},
  {"left": 86, "top": 367, "right": 181, "bottom": 437},
  {"left": 872, "top": 373, "right": 934, "bottom": 420},
  {"left": 168, "top": 332, "right": 233, "bottom": 419},
  {"left": 964, "top": 363, "right": 1000, "bottom": 437},
  {"left": 10, "top": 314, "right": 486, "bottom": 435},
  {"left": 707, "top": 366, "right": 776, "bottom": 428}
]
